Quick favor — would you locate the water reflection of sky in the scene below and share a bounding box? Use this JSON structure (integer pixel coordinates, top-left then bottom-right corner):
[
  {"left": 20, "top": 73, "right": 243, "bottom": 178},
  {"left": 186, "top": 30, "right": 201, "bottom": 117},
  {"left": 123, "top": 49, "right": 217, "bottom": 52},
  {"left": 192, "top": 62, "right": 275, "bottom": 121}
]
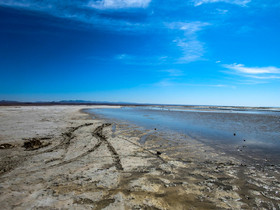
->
[
  {"left": 87, "top": 107, "right": 280, "bottom": 157},
  {"left": 128, "top": 106, "right": 280, "bottom": 116}
]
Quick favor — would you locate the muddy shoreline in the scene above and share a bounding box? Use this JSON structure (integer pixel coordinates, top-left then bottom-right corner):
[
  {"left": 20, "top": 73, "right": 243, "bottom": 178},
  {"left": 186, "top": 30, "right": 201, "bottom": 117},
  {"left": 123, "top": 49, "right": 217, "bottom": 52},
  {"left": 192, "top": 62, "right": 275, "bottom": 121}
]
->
[
  {"left": 0, "top": 106, "right": 279, "bottom": 209},
  {"left": 84, "top": 107, "right": 280, "bottom": 166}
]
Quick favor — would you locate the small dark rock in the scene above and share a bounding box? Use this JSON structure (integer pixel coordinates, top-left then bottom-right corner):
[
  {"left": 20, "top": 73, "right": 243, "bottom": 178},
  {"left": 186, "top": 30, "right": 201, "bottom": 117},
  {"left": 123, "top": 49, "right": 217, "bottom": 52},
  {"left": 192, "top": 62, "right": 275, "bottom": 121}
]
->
[{"left": 156, "top": 151, "right": 162, "bottom": 155}]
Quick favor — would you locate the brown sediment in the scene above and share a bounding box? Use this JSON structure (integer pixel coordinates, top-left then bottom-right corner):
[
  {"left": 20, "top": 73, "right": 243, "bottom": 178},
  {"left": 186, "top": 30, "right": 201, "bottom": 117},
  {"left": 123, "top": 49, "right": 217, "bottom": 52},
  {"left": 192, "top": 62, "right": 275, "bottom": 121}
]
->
[{"left": 0, "top": 105, "right": 279, "bottom": 209}]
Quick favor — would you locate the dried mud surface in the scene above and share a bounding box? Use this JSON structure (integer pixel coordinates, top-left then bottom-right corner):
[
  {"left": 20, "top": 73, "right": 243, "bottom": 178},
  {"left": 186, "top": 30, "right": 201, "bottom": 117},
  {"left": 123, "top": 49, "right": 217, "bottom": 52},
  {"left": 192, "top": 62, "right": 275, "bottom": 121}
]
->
[{"left": 0, "top": 106, "right": 279, "bottom": 209}]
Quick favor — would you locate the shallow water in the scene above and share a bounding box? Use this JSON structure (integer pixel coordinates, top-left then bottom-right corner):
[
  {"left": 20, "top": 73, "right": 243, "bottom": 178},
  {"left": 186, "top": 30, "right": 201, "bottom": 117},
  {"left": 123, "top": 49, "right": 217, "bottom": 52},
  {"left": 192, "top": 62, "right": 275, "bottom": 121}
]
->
[{"left": 87, "top": 106, "right": 280, "bottom": 164}]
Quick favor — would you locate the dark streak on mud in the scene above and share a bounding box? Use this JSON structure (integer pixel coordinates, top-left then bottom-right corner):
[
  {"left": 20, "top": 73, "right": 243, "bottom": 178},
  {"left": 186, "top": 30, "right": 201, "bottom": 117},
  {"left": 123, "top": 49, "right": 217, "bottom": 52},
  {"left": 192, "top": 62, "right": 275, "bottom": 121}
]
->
[
  {"left": 119, "top": 136, "right": 167, "bottom": 164},
  {"left": 93, "top": 123, "right": 124, "bottom": 171},
  {"left": 29, "top": 123, "right": 94, "bottom": 156},
  {"left": 50, "top": 142, "right": 103, "bottom": 168},
  {"left": 0, "top": 123, "right": 124, "bottom": 178},
  {"left": 61, "top": 123, "right": 94, "bottom": 149},
  {"left": 0, "top": 123, "right": 95, "bottom": 178},
  {"left": 0, "top": 143, "right": 14, "bottom": 149},
  {"left": 94, "top": 198, "right": 116, "bottom": 210}
]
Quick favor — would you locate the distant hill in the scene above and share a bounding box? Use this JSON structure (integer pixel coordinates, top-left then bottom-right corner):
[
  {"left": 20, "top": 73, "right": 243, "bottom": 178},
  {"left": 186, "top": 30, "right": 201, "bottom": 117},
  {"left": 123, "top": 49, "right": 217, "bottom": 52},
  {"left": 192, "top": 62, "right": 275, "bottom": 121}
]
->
[
  {"left": 57, "top": 100, "right": 137, "bottom": 105},
  {"left": 0, "top": 100, "right": 141, "bottom": 106}
]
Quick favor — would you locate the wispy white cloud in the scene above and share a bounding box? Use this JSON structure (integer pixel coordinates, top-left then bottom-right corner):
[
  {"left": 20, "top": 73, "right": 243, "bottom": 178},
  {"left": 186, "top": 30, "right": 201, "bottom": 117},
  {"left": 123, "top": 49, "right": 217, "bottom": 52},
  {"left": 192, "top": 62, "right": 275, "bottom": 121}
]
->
[
  {"left": 0, "top": 0, "right": 55, "bottom": 11},
  {"left": 174, "top": 39, "right": 205, "bottom": 63},
  {"left": 0, "top": 0, "right": 153, "bottom": 32},
  {"left": 93, "top": 21, "right": 209, "bottom": 64},
  {"left": 154, "top": 79, "right": 233, "bottom": 88},
  {"left": 167, "top": 22, "right": 210, "bottom": 63},
  {"left": 193, "top": 0, "right": 251, "bottom": 7},
  {"left": 1, "top": 0, "right": 152, "bottom": 10},
  {"left": 88, "top": 0, "right": 151, "bottom": 9},
  {"left": 167, "top": 22, "right": 210, "bottom": 35},
  {"left": 245, "top": 75, "right": 280, "bottom": 79},
  {"left": 224, "top": 63, "right": 280, "bottom": 74},
  {"left": 223, "top": 63, "right": 280, "bottom": 80}
]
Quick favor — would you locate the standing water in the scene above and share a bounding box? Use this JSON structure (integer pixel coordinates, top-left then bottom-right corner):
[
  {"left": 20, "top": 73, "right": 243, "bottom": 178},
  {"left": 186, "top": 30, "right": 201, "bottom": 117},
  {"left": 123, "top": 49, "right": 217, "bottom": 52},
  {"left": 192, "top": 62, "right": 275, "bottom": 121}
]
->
[{"left": 86, "top": 106, "right": 280, "bottom": 164}]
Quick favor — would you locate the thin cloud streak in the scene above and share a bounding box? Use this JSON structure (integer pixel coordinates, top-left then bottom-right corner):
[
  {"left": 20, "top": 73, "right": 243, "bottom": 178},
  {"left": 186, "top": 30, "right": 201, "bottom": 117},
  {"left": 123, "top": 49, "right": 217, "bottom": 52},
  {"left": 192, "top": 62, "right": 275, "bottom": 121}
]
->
[
  {"left": 223, "top": 63, "right": 280, "bottom": 82},
  {"left": 166, "top": 22, "right": 210, "bottom": 35},
  {"left": 154, "top": 78, "right": 234, "bottom": 88},
  {"left": 167, "top": 22, "right": 210, "bottom": 63},
  {"left": 175, "top": 39, "right": 205, "bottom": 63},
  {"left": 88, "top": 0, "right": 152, "bottom": 9},
  {"left": 114, "top": 54, "right": 170, "bottom": 65},
  {"left": 0, "top": 1, "right": 211, "bottom": 64},
  {"left": 243, "top": 75, "right": 280, "bottom": 79},
  {"left": 224, "top": 63, "right": 280, "bottom": 74},
  {"left": 0, "top": 0, "right": 153, "bottom": 32},
  {"left": 193, "top": 0, "right": 251, "bottom": 7}
]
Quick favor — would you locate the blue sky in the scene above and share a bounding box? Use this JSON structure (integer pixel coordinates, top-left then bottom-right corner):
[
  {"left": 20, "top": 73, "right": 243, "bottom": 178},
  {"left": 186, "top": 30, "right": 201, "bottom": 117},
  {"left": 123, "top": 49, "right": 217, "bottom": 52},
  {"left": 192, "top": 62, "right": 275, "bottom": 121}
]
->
[{"left": 0, "top": 0, "right": 280, "bottom": 106}]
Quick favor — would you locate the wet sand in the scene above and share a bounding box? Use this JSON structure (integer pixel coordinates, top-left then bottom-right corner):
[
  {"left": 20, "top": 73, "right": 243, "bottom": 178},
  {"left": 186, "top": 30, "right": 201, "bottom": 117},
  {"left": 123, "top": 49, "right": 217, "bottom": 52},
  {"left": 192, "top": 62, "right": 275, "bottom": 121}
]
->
[{"left": 0, "top": 106, "right": 279, "bottom": 209}]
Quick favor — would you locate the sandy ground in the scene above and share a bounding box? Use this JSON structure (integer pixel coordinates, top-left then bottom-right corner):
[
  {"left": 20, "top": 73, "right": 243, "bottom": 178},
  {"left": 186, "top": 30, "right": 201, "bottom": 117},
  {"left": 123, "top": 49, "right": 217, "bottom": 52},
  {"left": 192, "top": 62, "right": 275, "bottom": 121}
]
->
[{"left": 0, "top": 106, "right": 279, "bottom": 209}]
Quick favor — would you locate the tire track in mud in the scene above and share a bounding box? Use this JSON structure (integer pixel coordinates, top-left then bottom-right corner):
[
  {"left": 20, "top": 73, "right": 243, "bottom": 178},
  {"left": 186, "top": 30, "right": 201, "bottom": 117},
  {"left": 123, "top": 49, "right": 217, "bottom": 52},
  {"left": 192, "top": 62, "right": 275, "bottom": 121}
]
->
[
  {"left": 38, "top": 123, "right": 123, "bottom": 171},
  {"left": 0, "top": 123, "right": 97, "bottom": 179},
  {"left": 50, "top": 141, "right": 103, "bottom": 168},
  {"left": 92, "top": 123, "right": 124, "bottom": 171},
  {"left": 0, "top": 123, "right": 123, "bottom": 180},
  {"left": 45, "top": 122, "right": 94, "bottom": 153},
  {"left": 21, "top": 123, "right": 94, "bottom": 157},
  {"left": 50, "top": 123, "right": 122, "bottom": 169},
  {"left": 0, "top": 123, "right": 94, "bottom": 177}
]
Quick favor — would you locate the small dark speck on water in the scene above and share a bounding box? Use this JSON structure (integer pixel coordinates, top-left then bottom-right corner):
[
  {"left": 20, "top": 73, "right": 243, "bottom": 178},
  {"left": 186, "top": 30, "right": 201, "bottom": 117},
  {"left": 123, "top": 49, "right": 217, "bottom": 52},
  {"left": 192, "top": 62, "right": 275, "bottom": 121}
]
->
[{"left": 233, "top": 133, "right": 236, "bottom": 136}]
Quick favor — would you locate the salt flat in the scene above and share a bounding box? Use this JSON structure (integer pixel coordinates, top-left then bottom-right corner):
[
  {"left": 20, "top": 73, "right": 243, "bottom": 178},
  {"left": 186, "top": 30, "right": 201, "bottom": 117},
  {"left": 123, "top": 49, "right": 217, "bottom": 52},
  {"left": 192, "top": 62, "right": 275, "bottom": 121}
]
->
[{"left": 0, "top": 106, "right": 279, "bottom": 209}]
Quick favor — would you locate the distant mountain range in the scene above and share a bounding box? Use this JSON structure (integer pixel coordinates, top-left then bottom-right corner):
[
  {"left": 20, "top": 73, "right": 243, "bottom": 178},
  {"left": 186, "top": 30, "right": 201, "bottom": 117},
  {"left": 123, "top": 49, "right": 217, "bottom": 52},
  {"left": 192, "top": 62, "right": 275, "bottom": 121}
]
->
[{"left": 0, "top": 100, "right": 142, "bottom": 106}]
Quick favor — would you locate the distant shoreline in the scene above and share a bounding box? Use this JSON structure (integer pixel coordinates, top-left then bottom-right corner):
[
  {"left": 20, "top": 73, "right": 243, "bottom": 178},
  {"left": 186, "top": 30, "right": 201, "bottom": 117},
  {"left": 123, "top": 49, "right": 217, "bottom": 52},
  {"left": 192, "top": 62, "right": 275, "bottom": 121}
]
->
[{"left": 0, "top": 101, "right": 279, "bottom": 110}]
